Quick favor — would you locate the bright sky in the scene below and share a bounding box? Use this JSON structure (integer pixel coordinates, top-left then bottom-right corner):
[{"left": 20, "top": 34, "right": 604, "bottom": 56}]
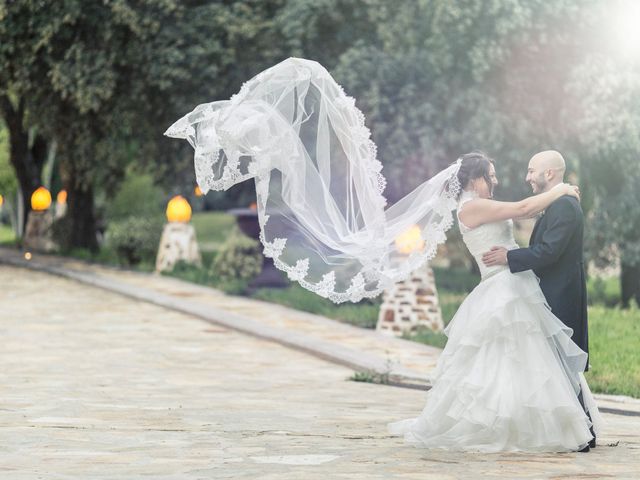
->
[{"left": 611, "top": 0, "right": 640, "bottom": 59}]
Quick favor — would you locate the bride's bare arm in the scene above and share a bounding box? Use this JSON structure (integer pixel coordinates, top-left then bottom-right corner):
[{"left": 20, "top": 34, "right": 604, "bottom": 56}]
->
[{"left": 458, "top": 184, "right": 579, "bottom": 229}]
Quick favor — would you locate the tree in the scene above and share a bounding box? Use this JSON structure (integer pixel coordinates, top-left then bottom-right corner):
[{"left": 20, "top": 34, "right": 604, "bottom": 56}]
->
[
  {"left": 0, "top": 123, "right": 18, "bottom": 230},
  {"left": 0, "top": 0, "right": 51, "bottom": 235},
  {"left": 275, "top": 0, "right": 375, "bottom": 69},
  {"left": 330, "top": 0, "right": 595, "bottom": 202},
  {"left": 0, "top": 0, "right": 287, "bottom": 250},
  {"left": 567, "top": 58, "right": 640, "bottom": 307}
]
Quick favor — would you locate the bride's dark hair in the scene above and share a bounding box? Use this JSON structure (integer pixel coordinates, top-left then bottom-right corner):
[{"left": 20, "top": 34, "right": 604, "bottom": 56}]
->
[{"left": 456, "top": 151, "right": 494, "bottom": 197}]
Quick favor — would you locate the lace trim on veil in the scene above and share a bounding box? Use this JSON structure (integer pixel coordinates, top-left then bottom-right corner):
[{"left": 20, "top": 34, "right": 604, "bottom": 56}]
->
[{"left": 258, "top": 181, "right": 460, "bottom": 303}]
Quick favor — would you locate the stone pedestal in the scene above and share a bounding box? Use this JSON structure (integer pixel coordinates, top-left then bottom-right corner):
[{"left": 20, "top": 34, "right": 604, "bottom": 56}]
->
[
  {"left": 23, "top": 211, "right": 56, "bottom": 252},
  {"left": 376, "top": 264, "right": 444, "bottom": 336},
  {"left": 155, "top": 223, "right": 202, "bottom": 273},
  {"left": 55, "top": 202, "right": 67, "bottom": 219}
]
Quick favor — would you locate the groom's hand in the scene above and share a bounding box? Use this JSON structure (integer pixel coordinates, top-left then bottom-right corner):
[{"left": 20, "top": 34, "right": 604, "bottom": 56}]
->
[{"left": 482, "top": 246, "right": 508, "bottom": 267}]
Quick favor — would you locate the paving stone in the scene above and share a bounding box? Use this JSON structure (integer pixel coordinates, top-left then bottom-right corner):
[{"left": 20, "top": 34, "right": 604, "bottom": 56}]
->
[{"left": 1, "top": 260, "right": 639, "bottom": 479}]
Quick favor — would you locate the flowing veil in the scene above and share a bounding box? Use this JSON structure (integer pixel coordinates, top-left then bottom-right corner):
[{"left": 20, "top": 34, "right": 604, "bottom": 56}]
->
[{"left": 165, "top": 57, "right": 462, "bottom": 303}]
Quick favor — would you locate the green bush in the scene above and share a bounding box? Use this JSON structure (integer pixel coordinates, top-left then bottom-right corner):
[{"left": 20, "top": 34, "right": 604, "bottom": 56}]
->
[
  {"left": 587, "top": 276, "right": 621, "bottom": 307},
  {"left": 106, "top": 171, "right": 165, "bottom": 221},
  {"left": 210, "top": 234, "right": 262, "bottom": 282},
  {"left": 169, "top": 260, "right": 211, "bottom": 284},
  {"left": 106, "top": 215, "right": 164, "bottom": 266}
]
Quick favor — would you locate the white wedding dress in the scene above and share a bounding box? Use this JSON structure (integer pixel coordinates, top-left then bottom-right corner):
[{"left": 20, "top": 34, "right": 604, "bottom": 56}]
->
[{"left": 388, "top": 190, "right": 603, "bottom": 453}]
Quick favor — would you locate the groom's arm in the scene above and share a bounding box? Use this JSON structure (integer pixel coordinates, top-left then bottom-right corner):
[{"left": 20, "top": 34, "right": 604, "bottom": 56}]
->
[{"left": 507, "top": 197, "right": 578, "bottom": 273}]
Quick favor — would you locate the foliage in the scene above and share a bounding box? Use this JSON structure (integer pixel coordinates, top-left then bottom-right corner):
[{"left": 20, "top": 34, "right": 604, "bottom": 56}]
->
[
  {"left": 105, "top": 215, "right": 164, "bottom": 266},
  {"left": 0, "top": 124, "right": 16, "bottom": 197},
  {"left": 56, "top": 246, "right": 120, "bottom": 266},
  {"left": 165, "top": 257, "right": 249, "bottom": 296},
  {"left": 105, "top": 170, "right": 165, "bottom": 221},
  {"left": 587, "top": 276, "right": 622, "bottom": 307},
  {"left": 332, "top": 0, "right": 591, "bottom": 202},
  {"left": 275, "top": 0, "right": 375, "bottom": 69},
  {"left": 0, "top": 123, "right": 16, "bottom": 231},
  {"left": 0, "top": 0, "right": 288, "bottom": 249},
  {"left": 349, "top": 369, "right": 390, "bottom": 385},
  {"left": 170, "top": 259, "right": 213, "bottom": 286},
  {"left": 210, "top": 234, "right": 263, "bottom": 282},
  {"left": 566, "top": 52, "right": 640, "bottom": 305}
]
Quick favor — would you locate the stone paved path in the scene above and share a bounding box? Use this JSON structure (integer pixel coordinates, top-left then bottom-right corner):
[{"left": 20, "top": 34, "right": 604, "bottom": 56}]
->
[
  {"left": 1, "top": 265, "right": 640, "bottom": 479},
  {"left": 0, "top": 247, "right": 441, "bottom": 385}
]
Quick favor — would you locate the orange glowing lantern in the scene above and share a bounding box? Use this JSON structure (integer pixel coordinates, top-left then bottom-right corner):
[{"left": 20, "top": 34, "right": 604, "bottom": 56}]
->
[
  {"left": 394, "top": 225, "right": 425, "bottom": 255},
  {"left": 57, "top": 189, "right": 67, "bottom": 205},
  {"left": 194, "top": 185, "right": 203, "bottom": 197},
  {"left": 166, "top": 195, "right": 192, "bottom": 223},
  {"left": 31, "top": 187, "right": 52, "bottom": 211},
  {"left": 0, "top": 194, "right": 3, "bottom": 208}
]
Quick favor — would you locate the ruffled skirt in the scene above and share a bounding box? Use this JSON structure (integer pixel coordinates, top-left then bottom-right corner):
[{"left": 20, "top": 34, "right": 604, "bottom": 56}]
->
[{"left": 388, "top": 270, "right": 602, "bottom": 453}]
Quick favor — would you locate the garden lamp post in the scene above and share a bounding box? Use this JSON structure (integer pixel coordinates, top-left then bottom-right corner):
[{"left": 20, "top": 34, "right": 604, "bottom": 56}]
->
[
  {"left": 23, "top": 186, "right": 56, "bottom": 252},
  {"left": 155, "top": 195, "right": 202, "bottom": 273},
  {"left": 376, "top": 224, "right": 444, "bottom": 336},
  {"left": 55, "top": 189, "right": 67, "bottom": 219}
]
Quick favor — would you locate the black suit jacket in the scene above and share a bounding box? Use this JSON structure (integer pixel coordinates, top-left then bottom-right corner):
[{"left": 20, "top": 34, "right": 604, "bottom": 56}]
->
[{"left": 506, "top": 195, "right": 589, "bottom": 371}]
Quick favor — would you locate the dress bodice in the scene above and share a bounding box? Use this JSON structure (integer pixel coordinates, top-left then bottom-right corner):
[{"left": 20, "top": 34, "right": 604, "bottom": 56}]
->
[{"left": 457, "top": 190, "right": 520, "bottom": 280}]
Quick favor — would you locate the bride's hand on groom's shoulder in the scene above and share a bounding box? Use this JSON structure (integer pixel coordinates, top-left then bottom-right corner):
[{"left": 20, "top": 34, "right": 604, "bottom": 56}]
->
[
  {"left": 482, "top": 246, "right": 508, "bottom": 267},
  {"left": 563, "top": 184, "right": 581, "bottom": 201}
]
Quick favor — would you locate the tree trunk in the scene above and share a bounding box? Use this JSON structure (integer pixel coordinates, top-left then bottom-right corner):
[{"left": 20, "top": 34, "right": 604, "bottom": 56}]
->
[
  {"left": 66, "top": 183, "right": 98, "bottom": 252},
  {"left": 0, "top": 96, "right": 48, "bottom": 235},
  {"left": 621, "top": 262, "right": 640, "bottom": 308}
]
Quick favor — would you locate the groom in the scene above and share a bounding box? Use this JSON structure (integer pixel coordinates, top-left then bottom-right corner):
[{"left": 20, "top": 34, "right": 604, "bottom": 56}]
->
[{"left": 481, "top": 150, "right": 595, "bottom": 450}]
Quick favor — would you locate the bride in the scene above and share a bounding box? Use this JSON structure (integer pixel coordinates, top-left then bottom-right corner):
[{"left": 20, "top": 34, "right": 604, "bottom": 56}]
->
[{"left": 164, "top": 57, "right": 601, "bottom": 453}]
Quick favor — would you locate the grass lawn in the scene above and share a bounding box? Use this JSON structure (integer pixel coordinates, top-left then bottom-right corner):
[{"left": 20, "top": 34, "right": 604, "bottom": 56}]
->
[
  {"left": 0, "top": 222, "right": 15, "bottom": 244},
  {"left": 252, "top": 283, "right": 381, "bottom": 329},
  {"left": 192, "top": 211, "right": 237, "bottom": 251},
  {"left": 585, "top": 305, "right": 640, "bottom": 398}
]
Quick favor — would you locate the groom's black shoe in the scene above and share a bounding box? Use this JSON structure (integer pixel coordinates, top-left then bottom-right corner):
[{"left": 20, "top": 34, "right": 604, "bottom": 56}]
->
[{"left": 578, "top": 444, "right": 591, "bottom": 453}]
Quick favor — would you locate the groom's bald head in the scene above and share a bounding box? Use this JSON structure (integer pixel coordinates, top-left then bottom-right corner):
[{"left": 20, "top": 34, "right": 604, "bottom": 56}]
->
[
  {"left": 526, "top": 150, "right": 566, "bottom": 193},
  {"left": 531, "top": 150, "right": 566, "bottom": 173}
]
